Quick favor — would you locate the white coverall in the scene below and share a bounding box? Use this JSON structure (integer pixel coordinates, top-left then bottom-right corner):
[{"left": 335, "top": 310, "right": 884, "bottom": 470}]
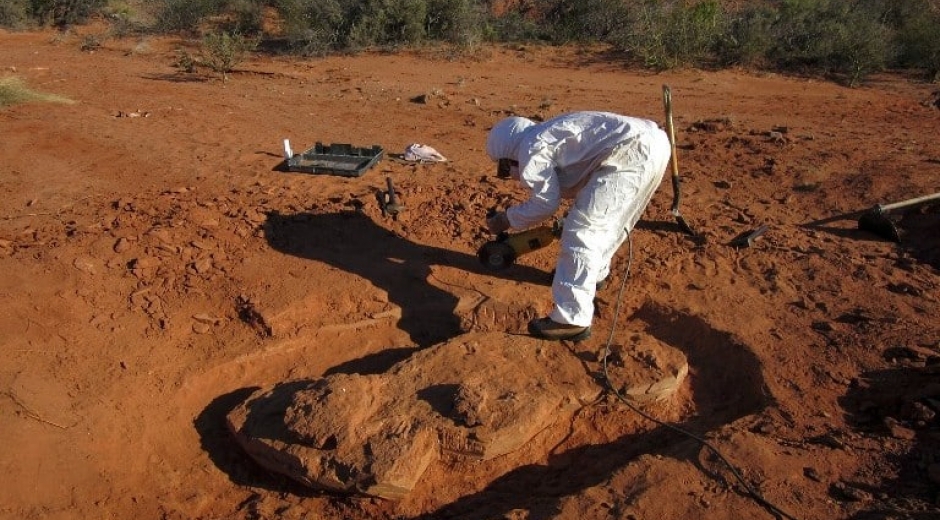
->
[{"left": 485, "top": 112, "right": 671, "bottom": 327}]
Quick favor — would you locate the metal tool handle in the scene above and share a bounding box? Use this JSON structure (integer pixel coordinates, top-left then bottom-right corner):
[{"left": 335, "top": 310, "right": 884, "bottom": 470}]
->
[
  {"left": 877, "top": 191, "right": 940, "bottom": 213},
  {"left": 385, "top": 177, "right": 398, "bottom": 205},
  {"left": 663, "top": 85, "right": 681, "bottom": 215}
]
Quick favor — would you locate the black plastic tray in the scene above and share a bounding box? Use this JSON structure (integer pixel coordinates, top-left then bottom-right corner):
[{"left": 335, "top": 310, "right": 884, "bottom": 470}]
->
[{"left": 286, "top": 142, "right": 384, "bottom": 177}]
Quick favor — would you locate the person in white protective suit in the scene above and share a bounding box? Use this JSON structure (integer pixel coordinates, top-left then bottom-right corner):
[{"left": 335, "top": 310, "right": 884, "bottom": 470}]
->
[{"left": 485, "top": 111, "right": 671, "bottom": 341}]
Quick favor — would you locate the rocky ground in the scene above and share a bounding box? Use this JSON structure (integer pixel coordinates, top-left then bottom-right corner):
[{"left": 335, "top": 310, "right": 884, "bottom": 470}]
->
[{"left": 1, "top": 25, "right": 939, "bottom": 520}]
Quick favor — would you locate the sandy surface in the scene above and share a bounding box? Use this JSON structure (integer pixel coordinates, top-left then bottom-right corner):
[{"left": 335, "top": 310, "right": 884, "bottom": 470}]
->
[{"left": 1, "top": 26, "right": 939, "bottom": 520}]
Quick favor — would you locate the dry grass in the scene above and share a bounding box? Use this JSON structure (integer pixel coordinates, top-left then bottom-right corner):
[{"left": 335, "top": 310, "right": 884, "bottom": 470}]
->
[{"left": 0, "top": 76, "right": 75, "bottom": 108}]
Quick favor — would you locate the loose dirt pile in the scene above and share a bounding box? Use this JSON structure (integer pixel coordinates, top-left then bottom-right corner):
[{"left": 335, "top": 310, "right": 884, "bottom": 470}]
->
[{"left": 1, "top": 27, "right": 938, "bottom": 520}]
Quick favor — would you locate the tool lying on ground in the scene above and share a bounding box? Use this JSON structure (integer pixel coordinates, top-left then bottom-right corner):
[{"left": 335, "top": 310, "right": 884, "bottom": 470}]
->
[
  {"left": 378, "top": 176, "right": 403, "bottom": 220},
  {"left": 729, "top": 225, "right": 769, "bottom": 248},
  {"left": 857, "top": 191, "right": 940, "bottom": 243},
  {"left": 478, "top": 210, "right": 562, "bottom": 271},
  {"left": 662, "top": 85, "right": 697, "bottom": 237},
  {"left": 282, "top": 140, "right": 384, "bottom": 177}
]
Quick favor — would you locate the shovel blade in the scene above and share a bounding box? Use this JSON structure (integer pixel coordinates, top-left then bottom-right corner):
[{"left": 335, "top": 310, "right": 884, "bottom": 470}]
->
[
  {"left": 676, "top": 215, "right": 697, "bottom": 237},
  {"left": 858, "top": 211, "right": 901, "bottom": 243}
]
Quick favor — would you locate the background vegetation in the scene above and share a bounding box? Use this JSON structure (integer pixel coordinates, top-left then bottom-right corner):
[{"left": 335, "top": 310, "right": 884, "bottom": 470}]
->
[
  {"left": 2, "top": 0, "right": 939, "bottom": 84},
  {"left": 0, "top": 76, "right": 74, "bottom": 107}
]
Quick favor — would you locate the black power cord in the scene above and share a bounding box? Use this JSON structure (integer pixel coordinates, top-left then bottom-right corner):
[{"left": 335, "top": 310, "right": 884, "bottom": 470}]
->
[{"left": 600, "top": 229, "right": 799, "bottom": 520}]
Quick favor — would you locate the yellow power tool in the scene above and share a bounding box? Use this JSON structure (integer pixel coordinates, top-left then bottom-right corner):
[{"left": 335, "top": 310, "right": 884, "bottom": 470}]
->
[{"left": 477, "top": 219, "right": 562, "bottom": 271}]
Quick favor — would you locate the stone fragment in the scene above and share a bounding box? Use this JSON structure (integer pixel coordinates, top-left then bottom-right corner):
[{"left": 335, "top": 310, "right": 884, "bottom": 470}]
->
[
  {"left": 832, "top": 481, "right": 871, "bottom": 502},
  {"left": 73, "top": 256, "right": 98, "bottom": 274},
  {"left": 883, "top": 417, "right": 916, "bottom": 440},
  {"left": 227, "top": 329, "right": 689, "bottom": 500},
  {"left": 192, "top": 322, "right": 210, "bottom": 334}
]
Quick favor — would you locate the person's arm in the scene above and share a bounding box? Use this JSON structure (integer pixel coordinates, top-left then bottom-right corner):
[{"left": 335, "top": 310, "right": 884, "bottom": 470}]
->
[{"left": 506, "top": 148, "right": 561, "bottom": 229}]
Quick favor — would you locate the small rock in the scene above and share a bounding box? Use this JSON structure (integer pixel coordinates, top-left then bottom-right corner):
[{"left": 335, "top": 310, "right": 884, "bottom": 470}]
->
[
  {"left": 811, "top": 432, "right": 846, "bottom": 449},
  {"left": 832, "top": 482, "right": 871, "bottom": 502},
  {"left": 192, "top": 322, "right": 211, "bottom": 334},
  {"left": 73, "top": 257, "right": 97, "bottom": 274},
  {"left": 753, "top": 421, "right": 775, "bottom": 435},
  {"left": 148, "top": 228, "right": 173, "bottom": 244},
  {"left": 884, "top": 345, "right": 940, "bottom": 364},
  {"left": 130, "top": 257, "right": 161, "bottom": 270},
  {"left": 886, "top": 282, "right": 922, "bottom": 296},
  {"left": 884, "top": 417, "right": 916, "bottom": 440},
  {"left": 114, "top": 237, "right": 131, "bottom": 253},
  {"left": 804, "top": 467, "right": 822, "bottom": 482},
  {"left": 192, "top": 313, "right": 222, "bottom": 325},
  {"left": 812, "top": 321, "right": 833, "bottom": 332},
  {"left": 192, "top": 257, "right": 213, "bottom": 274},
  {"left": 909, "top": 402, "right": 936, "bottom": 423}
]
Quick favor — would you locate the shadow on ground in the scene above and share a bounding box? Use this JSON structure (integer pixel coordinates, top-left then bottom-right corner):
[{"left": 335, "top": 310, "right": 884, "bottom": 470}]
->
[
  {"left": 194, "top": 385, "right": 327, "bottom": 496},
  {"left": 262, "top": 209, "right": 549, "bottom": 347},
  {"left": 840, "top": 360, "right": 940, "bottom": 519},
  {"left": 408, "top": 300, "right": 771, "bottom": 519}
]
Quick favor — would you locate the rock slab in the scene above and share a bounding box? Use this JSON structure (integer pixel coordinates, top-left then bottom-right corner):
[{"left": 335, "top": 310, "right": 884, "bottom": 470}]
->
[{"left": 227, "top": 331, "right": 688, "bottom": 499}]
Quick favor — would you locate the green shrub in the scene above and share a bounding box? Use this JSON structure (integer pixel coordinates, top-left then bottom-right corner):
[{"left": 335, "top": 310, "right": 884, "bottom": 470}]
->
[
  {"left": 0, "top": 76, "right": 74, "bottom": 107},
  {"left": 426, "top": 0, "right": 485, "bottom": 47},
  {"left": 831, "top": 7, "right": 894, "bottom": 85},
  {"left": 623, "top": 2, "right": 670, "bottom": 68},
  {"left": 274, "top": 0, "right": 484, "bottom": 52},
  {"left": 347, "top": 0, "right": 428, "bottom": 49},
  {"left": 767, "top": 0, "right": 893, "bottom": 84},
  {"left": 770, "top": 0, "right": 846, "bottom": 70},
  {"left": 221, "top": 0, "right": 265, "bottom": 35},
  {"left": 153, "top": 0, "right": 223, "bottom": 33},
  {"left": 201, "top": 31, "right": 259, "bottom": 81},
  {"left": 895, "top": 2, "right": 940, "bottom": 81},
  {"left": 483, "top": 9, "right": 542, "bottom": 42},
  {"left": 272, "top": 0, "right": 348, "bottom": 55},
  {"left": 717, "top": 4, "right": 778, "bottom": 67},
  {"left": 80, "top": 31, "right": 104, "bottom": 51},
  {"left": 174, "top": 48, "right": 198, "bottom": 73},
  {"left": 616, "top": 0, "right": 726, "bottom": 70},
  {"left": 675, "top": 0, "right": 725, "bottom": 65},
  {"left": 542, "top": 0, "right": 633, "bottom": 44},
  {"left": 1, "top": 0, "right": 931, "bottom": 84},
  {"left": 0, "top": 0, "right": 32, "bottom": 29},
  {"left": 31, "top": 0, "right": 108, "bottom": 27}
]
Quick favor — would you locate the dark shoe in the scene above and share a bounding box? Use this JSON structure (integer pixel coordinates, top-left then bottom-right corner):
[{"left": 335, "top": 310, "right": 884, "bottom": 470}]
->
[{"left": 528, "top": 317, "right": 591, "bottom": 341}]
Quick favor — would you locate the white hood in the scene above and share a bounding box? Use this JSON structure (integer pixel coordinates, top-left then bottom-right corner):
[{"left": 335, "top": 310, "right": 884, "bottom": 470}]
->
[{"left": 485, "top": 116, "right": 535, "bottom": 161}]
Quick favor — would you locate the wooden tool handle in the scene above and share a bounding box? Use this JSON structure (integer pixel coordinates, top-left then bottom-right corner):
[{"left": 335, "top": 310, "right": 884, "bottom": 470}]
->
[{"left": 663, "top": 85, "right": 681, "bottom": 213}]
